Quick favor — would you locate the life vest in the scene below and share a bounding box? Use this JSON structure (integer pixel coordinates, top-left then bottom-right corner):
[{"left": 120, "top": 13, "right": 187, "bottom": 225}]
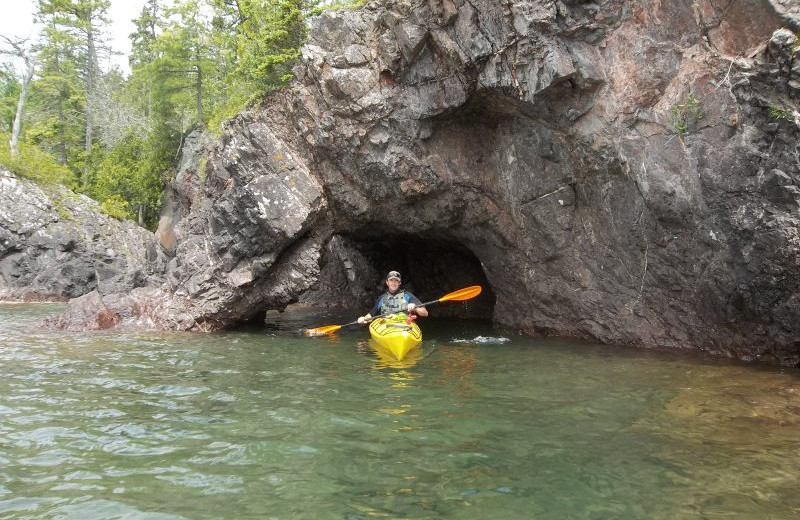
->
[{"left": 379, "top": 290, "right": 409, "bottom": 314}]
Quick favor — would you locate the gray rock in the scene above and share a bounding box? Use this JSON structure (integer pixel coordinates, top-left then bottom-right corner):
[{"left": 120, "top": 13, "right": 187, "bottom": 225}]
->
[
  {"left": 0, "top": 168, "right": 168, "bottom": 301},
  {"left": 34, "top": 1, "right": 800, "bottom": 366}
]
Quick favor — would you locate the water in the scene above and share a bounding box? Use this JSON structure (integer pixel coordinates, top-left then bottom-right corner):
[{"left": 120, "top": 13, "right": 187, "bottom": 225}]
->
[{"left": 1, "top": 303, "right": 799, "bottom": 519}]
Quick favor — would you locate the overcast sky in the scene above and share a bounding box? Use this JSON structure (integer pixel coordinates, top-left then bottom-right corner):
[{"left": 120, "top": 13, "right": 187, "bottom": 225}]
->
[{"left": 0, "top": 0, "right": 148, "bottom": 76}]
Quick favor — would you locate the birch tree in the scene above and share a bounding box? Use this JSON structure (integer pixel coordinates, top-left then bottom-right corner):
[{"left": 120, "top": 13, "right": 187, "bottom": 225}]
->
[{"left": 0, "top": 36, "right": 37, "bottom": 158}]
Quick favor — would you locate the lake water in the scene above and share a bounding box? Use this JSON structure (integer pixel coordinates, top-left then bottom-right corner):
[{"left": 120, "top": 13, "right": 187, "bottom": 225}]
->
[{"left": 1, "top": 303, "right": 798, "bottom": 519}]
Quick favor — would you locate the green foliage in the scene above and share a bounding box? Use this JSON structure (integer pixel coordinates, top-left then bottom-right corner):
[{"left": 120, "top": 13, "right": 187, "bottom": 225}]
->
[
  {"left": 197, "top": 155, "right": 207, "bottom": 181},
  {"left": 768, "top": 105, "right": 792, "bottom": 120},
  {"left": 0, "top": 65, "right": 21, "bottom": 133},
  {"left": 203, "top": 0, "right": 323, "bottom": 132},
  {"left": 669, "top": 92, "right": 703, "bottom": 134},
  {"left": 0, "top": 132, "right": 71, "bottom": 185},
  {"left": 6, "top": 0, "right": 324, "bottom": 229},
  {"left": 89, "top": 132, "right": 168, "bottom": 229},
  {"left": 99, "top": 193, "right": 133, "bottom": 220},
  {"left": 233, "top": 0, "right": 308, "bottom": 88},
  {"left": 313, "top": 0, "right": 367, "bottom": 13}
]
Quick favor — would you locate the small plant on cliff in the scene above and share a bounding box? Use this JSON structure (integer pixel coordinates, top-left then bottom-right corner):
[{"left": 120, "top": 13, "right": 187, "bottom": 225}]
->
[
  {"left": 312, "top": 0, "right": 368, "bottom": 12},
  {"left": 669, "top": 93, "right": 704, "bottom": 134},
  {"left": 769, "top": 105, "right": 793, "bottom": 120},
  {"left": 100, "top": 194, "right": 134, "bottom": 221},
  {"left": 197, "top": 156, "right": 208, "bottom": 181}
]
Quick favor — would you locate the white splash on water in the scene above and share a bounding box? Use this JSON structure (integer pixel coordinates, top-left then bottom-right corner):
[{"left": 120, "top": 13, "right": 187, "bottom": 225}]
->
[{"left": 451, "top": 336, "right": 511, "bottom": 344}]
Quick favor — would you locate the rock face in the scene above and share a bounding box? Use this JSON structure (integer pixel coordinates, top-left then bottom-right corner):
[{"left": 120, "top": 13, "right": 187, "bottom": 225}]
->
[
  {"left": 35, "top": 1, "right": 800, "bottom": 365},
  {"left": 0, "top": 168, "right": 168, "bottom": 307}
]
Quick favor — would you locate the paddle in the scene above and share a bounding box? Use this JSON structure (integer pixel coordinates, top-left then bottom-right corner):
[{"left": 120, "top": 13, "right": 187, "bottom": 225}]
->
[{"left": 303, "top": 285, "right": 483, "bottom": 336}]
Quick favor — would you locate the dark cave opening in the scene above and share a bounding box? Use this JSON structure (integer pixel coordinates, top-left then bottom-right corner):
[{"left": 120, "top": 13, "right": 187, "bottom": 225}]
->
[{"left": 335, "top": 233, "right": 496, "bottom": 320}]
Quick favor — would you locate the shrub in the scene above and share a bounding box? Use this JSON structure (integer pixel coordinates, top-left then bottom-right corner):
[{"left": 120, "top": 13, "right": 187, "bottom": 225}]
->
[
  {"left": 99, "top": 194, "right": 134, "bottom": 220},
  {"left": 669, "top": 93, "right": 703, "bottom": 134},
  {"left": 768, "top": 105, "right": 792, "bottom": 120},
  {"left": 0, "top": 132, "right": 72, "bottom": 186}
]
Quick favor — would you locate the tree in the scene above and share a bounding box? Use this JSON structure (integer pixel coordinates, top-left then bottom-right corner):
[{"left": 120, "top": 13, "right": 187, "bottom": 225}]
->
[
  {"left": 129, "top": 0, "right": 160, "bottom": 121},
  {"left": 3, "top": 0, "right": 337, "bottom": 228},
  {"left": 233, "top": 0, "right": 311, "bottom": 88},
  {"left": 0, "top": 64, "right": 21, "bottom": 133},
  {"left": 36, "top": 0, "right": 111, "bottom": 187},
  {"left": 0, "top": 36, "right": 37, "bottom": 158}
]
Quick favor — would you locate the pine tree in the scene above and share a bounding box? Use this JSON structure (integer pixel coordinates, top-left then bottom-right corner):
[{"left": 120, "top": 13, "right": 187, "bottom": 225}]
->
[{"left": 36, "top": 0, "right": 111, "bottom": 187}]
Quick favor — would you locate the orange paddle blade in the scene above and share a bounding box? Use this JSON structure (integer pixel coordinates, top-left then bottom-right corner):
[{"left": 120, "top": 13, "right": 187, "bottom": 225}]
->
[
  {"left": 303, "top": 324, "right": 343, "bottom": 336},
  {"left": 437, "top": 285, "right": 482, "bottom": 303}
]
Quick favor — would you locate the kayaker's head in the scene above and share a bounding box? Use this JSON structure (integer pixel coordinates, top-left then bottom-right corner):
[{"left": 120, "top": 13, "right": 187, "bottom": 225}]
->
[{"left": 385, "top": 270, "right": 402, "bottom": 293}]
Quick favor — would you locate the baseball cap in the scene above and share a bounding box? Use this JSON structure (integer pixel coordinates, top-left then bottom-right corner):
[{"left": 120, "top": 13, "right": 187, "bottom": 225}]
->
[{"left": 386, "top": 271, "right": 401, "bottom": 281}]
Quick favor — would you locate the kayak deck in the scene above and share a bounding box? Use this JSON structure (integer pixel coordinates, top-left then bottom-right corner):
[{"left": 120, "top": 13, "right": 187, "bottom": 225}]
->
[{"left": 368, "top": 315, "right": 422, "bottom": 361}]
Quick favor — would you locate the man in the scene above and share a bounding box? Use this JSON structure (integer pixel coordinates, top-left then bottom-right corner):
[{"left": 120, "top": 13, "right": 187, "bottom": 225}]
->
[{"left": 357, "top": 270, "right": 429, "bottom": 323}]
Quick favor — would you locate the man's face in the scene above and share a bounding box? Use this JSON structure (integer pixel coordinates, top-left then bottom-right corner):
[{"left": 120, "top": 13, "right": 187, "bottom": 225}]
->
[{"left": 386, "top": 278, "right": 401, "bottom": 292}]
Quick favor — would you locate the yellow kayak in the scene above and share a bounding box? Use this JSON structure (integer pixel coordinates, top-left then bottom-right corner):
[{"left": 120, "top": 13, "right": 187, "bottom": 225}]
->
[{"left": 368, "top": 314, "right": 422, "bottom": 361}]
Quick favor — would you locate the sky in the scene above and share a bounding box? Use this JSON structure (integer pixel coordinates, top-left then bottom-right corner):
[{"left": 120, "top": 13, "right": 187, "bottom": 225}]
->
[{"left": 0, "top": 0, "right": 149, "bottom": 76}]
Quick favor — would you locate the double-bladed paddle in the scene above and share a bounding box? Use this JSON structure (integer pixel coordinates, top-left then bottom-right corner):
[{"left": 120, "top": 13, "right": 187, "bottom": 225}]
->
[{"left": 303, "top": 285, "right": 483, "bottom": 336}]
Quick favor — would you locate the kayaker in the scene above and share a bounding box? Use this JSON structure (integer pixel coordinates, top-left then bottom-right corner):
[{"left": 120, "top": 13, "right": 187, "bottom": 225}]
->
[{"left": 357, "top": 270, "right": 428, "bottom": 323}]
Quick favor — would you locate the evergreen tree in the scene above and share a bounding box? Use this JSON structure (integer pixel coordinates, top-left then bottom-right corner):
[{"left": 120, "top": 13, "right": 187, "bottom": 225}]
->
[
  {"left": 3, "top": 0, "right": 353, "bottom": 228},
  {"left": 36, "top": 0, "right": 111, "bottom": 187},
  {"left": 27, "top": 19, "right": 84, "bottom": 167}
]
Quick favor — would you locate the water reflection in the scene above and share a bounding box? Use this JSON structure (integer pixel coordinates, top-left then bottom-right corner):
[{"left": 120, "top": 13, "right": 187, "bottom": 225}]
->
[
  {"left": 438, "top": 345, "right": 478, "bottom": 398},
  {"left": 367, "top": 339, "right": 424, "bottom": 370}
]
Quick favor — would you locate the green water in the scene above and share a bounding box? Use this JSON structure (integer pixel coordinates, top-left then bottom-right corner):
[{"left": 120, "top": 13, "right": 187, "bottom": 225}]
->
[{"left": 1, "top": 304, "right": 798, "bottom": 519}]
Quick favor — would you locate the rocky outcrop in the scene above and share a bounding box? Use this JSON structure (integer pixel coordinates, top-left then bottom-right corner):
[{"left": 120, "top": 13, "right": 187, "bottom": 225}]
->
[
  {"left": 0, "top": 168, "right": 168, "bottom": 305},
  {"left": 41, "top": 1, "right": 800, "bottom": 365}
]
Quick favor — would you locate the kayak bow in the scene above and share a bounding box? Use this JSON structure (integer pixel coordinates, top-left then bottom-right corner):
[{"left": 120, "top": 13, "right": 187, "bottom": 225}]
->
[{"left": 368, "top": 314, "right": 422, "bottom": 361}]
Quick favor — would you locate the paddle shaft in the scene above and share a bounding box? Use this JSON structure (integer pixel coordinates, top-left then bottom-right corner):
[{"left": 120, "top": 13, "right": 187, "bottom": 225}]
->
[{"left": 304, "top": 285, "right": 481, "bottom": 336}]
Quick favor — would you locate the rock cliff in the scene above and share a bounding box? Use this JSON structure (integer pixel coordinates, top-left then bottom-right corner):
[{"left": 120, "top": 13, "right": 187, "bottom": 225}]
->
[
  {"left": 0, "top": 168, "right": 167, "bottom": 309},
  {"left": 9, "top": 0, "right": 800, "bottom": 365}
]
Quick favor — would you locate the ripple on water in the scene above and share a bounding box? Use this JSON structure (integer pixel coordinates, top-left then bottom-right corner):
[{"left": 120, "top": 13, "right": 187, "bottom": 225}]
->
[
  {"left": 48, "top": 499, "right": 191, "bottom": 520},
  {"left": 156, "top": 472, "right": 244, "bottom": 494},
  {"left": 139, "top": 385, "right": 209, "bottom": 396},
  {"left": 0, "top": 497, "right": 56, "bottom": 516},
  {"left": 19, "top": 449, "right": 83, "bottom": 467},
  {"left": 83, "top": 408, "right": 127, "bottom": 419},
  {"left": 2, "top": 305, "right": 800, "bottom": 519}
]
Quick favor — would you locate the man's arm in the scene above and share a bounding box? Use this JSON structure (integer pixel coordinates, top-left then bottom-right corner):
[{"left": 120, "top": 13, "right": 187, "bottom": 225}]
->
[
  {"left": 406, "top": 293, "right": 428, "bottom": 317},
  {"left": 358, "top": 297, "right": 383, "bottom": 323}
]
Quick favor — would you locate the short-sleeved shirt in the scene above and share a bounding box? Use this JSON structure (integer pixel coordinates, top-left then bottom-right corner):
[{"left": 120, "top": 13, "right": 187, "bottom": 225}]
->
[{"left": 370, "top": 289, "right": 422, "bottom": 316}]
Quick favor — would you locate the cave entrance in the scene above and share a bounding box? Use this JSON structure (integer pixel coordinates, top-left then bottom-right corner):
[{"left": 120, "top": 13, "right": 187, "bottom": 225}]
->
[{"left": 331, "top": 233, "right": 495, "bottom": 320}]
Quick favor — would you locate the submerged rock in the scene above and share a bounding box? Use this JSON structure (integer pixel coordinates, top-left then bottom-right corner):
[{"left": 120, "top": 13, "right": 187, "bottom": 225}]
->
[{"left": 9, "top": 1, "right": 800, "bottom": 365}]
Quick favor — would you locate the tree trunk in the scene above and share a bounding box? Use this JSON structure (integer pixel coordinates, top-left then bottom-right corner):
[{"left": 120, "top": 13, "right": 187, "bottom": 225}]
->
[
  {"left": 57, "top": 100, "right": 67, "bottom": 164},
  {"left": 195, "top": 45, "right": 202, "bottom": 126},
  {"left": 9, "top": 60, "right": 34, "bottom": 158},
  {"left": 82, "top": 25, "right": 97, "bottom": 188}
]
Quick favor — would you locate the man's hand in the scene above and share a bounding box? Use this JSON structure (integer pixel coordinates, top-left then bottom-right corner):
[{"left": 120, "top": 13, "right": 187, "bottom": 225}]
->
[
  {"left": 407, "top": 303, "right": 416, "bottom": 313},
  {"left": 357, "top": 315, "right": 371, "bottom": 324}
]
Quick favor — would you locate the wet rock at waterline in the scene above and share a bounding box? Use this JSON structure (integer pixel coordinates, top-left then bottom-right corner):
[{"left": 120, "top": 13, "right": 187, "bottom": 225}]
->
[{"left": 5, "top": 1, "right": 800, "bottom": 366}]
